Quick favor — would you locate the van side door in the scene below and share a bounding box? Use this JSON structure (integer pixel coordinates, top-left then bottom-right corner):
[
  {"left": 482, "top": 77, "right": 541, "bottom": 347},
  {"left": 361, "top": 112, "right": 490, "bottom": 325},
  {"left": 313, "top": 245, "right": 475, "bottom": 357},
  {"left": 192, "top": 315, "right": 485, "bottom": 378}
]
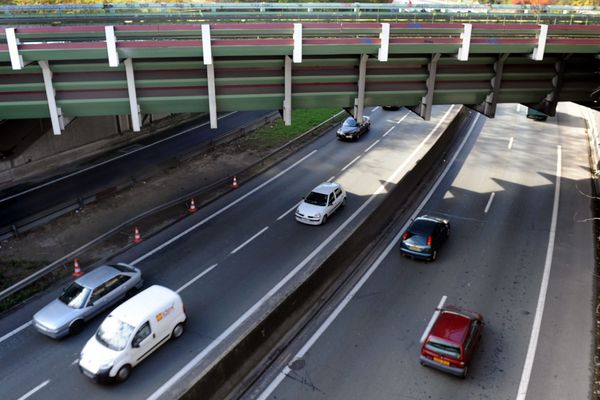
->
[{"left": 130, "top": 321, "right": 159, "bottom": 365}]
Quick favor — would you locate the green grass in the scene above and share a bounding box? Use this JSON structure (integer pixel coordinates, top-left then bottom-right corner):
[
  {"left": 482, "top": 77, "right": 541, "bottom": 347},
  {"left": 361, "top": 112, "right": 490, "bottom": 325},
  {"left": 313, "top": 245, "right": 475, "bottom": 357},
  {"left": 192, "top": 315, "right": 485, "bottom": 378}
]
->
[{"left": 245, "top": 108, "right": 341, "bottom": 150}]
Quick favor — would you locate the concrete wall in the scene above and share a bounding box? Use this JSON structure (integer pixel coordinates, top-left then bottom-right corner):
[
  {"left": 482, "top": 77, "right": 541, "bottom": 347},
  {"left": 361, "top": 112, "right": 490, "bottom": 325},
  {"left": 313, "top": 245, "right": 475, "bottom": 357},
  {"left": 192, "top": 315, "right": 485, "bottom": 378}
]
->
[{"left": 0, "top": 113, "right": 201, "bottom": 187}]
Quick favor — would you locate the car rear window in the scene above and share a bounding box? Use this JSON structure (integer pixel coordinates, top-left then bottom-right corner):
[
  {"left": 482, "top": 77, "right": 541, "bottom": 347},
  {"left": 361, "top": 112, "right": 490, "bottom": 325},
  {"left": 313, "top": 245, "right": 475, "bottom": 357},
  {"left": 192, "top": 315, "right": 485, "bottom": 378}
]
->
[
  {"left": 409, "top": 219, "right": 435, "bottom": 235},
  {"left": 425, "top": 337, "right": 461, "bottom": 358}
]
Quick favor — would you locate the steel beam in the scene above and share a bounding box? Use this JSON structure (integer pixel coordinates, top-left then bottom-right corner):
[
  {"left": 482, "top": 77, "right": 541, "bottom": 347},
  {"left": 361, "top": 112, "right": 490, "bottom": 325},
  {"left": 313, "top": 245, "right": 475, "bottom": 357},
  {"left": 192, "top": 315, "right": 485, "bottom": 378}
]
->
[
  {"left": 457, "top": 23, "right": 472, "bottom": 61},
  {"left": 531, "top": 24, "right": 548, "bottom": 61},
  {"left": 5, "top": 28, "right": 24, "bottom": 70},
  {"left": 354, "top": 54, "right": 368, "bottom": 123},
  {"left": 105, "top": 26, "right": 119, "bottom": 67},
  {"left": 378, "top": 23, "right": 390, "bottom": 62},
  {"left": 408, "top": 53, "right": 440, "bottom": 121},
  {"left": 283, "top": 55, "right": 292, "bottom": 125},
  {"left": 124, "top": 58, "right": 141, "bottom": 132},
  {"left": 38, "top": 60, "right": 64, "bottom": 135},
  {"left": 202, "top": 24, "right": 217, "bottom": 128},
  {"left": 469, "top": 53, "right": 509, "bottom": 118},
  {"left": 293, "top": 23, "right": 302, "bottom": 63}
]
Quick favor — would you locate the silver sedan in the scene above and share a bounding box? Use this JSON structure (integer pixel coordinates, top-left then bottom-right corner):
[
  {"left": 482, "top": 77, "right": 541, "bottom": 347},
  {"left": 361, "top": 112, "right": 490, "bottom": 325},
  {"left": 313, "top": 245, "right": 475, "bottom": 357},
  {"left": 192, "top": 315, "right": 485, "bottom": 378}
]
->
[{"left": 32, "top": 263, "right": 143, "bottom": 339}]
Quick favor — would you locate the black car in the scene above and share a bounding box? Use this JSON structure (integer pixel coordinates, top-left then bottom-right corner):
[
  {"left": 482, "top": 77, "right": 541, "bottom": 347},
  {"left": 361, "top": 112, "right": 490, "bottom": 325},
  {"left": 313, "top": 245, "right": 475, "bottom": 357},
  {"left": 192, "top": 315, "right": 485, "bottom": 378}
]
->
[
  {"left": 336, "top": 116, "right": 371, "bottom": 141},
  {"left": 400, "top": 215, "right": 449, "bottom": 261}
]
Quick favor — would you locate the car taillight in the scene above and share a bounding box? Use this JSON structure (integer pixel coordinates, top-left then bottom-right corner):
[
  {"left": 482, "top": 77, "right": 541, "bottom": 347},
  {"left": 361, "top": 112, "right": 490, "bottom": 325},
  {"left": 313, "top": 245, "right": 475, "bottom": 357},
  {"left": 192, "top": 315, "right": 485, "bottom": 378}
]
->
[
  {"left": 402, "top": 232, "right": 408, "bottom": 240},
  {"left": 427, "top": 235, "right": 432, "bottom": 246}
]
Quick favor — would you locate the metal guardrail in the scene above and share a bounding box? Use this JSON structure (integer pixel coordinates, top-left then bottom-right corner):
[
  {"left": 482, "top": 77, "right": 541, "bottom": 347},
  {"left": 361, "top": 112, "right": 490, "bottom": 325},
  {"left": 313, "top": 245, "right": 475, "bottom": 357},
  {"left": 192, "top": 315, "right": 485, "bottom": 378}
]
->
[{"left": 0, "top": 109, "right": 345, "bottom": 304}]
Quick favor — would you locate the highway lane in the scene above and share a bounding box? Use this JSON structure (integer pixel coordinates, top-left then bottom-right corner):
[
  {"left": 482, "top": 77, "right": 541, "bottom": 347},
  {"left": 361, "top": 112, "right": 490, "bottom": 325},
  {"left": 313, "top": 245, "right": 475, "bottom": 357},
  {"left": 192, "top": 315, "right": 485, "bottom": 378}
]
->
[
  {"left": 254, "top": 102, "right": 594, "bottom": 400},
  {"left": 0, "top": 105, "right": 457, "bottom": 400},
  {"left": 0, "top": 110, "right": 271, "bottom": 230}
]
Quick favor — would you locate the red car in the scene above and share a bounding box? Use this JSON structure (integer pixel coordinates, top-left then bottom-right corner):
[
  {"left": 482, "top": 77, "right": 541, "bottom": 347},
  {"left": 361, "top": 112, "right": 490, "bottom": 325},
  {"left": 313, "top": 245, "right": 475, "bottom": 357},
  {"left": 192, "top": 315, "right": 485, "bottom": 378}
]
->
[{"left": 420, "top": 306, "right": 484, "bottom": 378}]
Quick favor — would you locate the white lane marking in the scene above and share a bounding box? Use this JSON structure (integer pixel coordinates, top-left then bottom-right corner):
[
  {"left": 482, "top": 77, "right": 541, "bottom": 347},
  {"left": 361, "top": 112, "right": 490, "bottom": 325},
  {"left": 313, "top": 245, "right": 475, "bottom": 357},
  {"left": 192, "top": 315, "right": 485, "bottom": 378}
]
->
[
  {"left": 277, "top": 201, "right": 302, "bottom": 221},
  {"left": 364, "top": 139, "right": 381, "bottom": 153},
  {"left": 131, "top": 149, "right": 318, "bottom": 265},
  {"left": 176, "top": 264, "right": 219, "bottom": 293},
  {"left": 484, "top": 192, "right": 496, "bottom": 214},
  {"left": 72, "top": 359, "right": 79, "bottom": 366},
  {"left": 516, "top": 145, "right": 561, "bottom": 400},
  {"left": 508, "top": 136, "right": 514, "bottom": 149},
  {"left": 0, "top": 112, "right": 237, "bottom": 204},
  {"left": 231, "top": 227, "right": 269, "bottom": 254},
  {"left": 327, "top": 176, "right": 336, "bottom": 182},
  {"left": 0, "top": 320, "right": 32, "bottom": 344},
  {"left": 372, "top": 106, "right": 380, "bottom": 112},
  {"left": 382, "top": 112, "right": 410, "bottom": 138},
  {"left": 16, "top": 380, "right": 50, "bottom": 400},
  {"left": 341, "top": 155, "right": 361, "bottom": 172},
  {"left": 420, "top": 295, "right": 447, "bottom": 344},
  {"left": 258, "top": 111, "right": 479, "bottom": 400},
  {"left": 147, "top": 105, "right": 458, "bottom": 400}
]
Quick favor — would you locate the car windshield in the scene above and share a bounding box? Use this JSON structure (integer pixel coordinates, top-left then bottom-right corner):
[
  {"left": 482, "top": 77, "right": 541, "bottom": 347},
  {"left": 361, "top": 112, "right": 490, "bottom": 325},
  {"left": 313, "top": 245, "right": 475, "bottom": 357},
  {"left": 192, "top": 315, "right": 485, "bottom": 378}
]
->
[
  {"left": 96, "top": 315, "right": 135, "bottom": 351},
  {"left": 425, "top": 337, "right": 461, "bottom": 358},
  {"left": 343, "top": 117, "right": 358, "bottom": 127},
  {"left": 59, "top": 282, "right": 91, "bottom": 309},
  {"left": 305, "top": 191, "right": 328, "bottom": 206}
]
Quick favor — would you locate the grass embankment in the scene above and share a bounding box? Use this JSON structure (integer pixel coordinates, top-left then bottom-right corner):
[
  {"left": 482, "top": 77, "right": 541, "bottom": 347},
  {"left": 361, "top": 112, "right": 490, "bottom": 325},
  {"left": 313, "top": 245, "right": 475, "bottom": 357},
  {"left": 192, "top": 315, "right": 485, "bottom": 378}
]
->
[{"left": 243, "top": 108, "right": 341, "bottom": 150}]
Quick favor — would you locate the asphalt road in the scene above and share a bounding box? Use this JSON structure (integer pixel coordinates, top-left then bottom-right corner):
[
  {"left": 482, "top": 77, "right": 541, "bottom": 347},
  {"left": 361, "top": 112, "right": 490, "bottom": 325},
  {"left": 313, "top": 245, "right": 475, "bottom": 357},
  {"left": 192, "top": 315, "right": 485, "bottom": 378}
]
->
[
  {"left": 0, "top": 110, "right": 271, "bottom": 230},
  {"left": 0, "top": 105, "right": 458, "bottom": 400},
  {"left": 251, "top": 103, "right": 595, "bottom": 400}
]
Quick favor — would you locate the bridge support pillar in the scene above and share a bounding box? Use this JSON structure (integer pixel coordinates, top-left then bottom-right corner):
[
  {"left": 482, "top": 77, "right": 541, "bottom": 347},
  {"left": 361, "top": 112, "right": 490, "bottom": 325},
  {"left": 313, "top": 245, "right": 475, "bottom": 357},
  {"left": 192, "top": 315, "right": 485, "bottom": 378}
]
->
[
  {"left": 408, "top": 53, "right": 440, "bottom": 121},
  {"left": 283, "top": 56, "right": 292, "bottom": 126},
  {"left": 354, "top": 54, "right": 368, "bottom": 124},
  {"left": 468, "top": 53, "right": 508, "bottom": 118},
  {"left": 38, "top": 60, "right": 64, "bottom": 135}
]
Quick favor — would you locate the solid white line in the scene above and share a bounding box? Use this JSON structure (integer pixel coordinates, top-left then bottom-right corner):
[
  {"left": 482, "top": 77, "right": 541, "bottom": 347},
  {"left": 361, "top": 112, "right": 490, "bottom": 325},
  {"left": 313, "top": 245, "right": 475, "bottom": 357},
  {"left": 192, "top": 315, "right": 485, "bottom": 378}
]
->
[
  {"left": 396, "top": 112, "right": 410, "bottom": 125},
  {"left": 341, "top": 155, "right": 361, "bottom": 172},
  {"left": 147, "top": 105, "right": 458, "bottom": 400},
  {"left": 257, "top": 111, "right": 480, "bottom": 400},
  {"left": 516, "top": 145, "right": 561, "bottom": 400},
  {"left": 176, "top": 264, "right": 218, "bottom": 293},
  {"left": 0, "top": 320, "right": 32, "bottom": 344},
  {"left": 372, "top": 106, "right": 380, "bottom": 112},
  {"left": 327, "top": 176, "right": 336, "bottom": 182},
  {"left": 420, "top": 295, "right": 447, "bottom": 344},
  {"left": 0, "top": 112, "right": 237, "bottom": 204},
  {"left": 277, "top": 201, "right": 302, "bottom": 221},
  {"left": 508, "top": 136, "right": 514, "bottom": 149},
  {"left": 382, "top": 112, "right": 410, "bottom": 137},
  {"left": 16, "top": 380, "right": 50, "bottom": 400},
  {"left": 484, "top": 192, "right": 495, "bottom": 214},
  {"left": 231, "top": 227, "right": 269, "bottom": 254},
  {"left": 364, "top": 139, "right": 381, "bottom": 153},
  {"left": 130, "top": 149, "right": 318, "bottom": 265}
]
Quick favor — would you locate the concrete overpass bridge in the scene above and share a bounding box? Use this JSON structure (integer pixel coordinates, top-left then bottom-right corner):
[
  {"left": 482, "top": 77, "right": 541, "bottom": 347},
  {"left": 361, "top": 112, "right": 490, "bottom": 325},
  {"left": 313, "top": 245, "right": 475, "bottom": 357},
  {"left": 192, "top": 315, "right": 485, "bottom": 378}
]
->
[{"left": 0, "top": 2, "right": 598, "bottom": 137}]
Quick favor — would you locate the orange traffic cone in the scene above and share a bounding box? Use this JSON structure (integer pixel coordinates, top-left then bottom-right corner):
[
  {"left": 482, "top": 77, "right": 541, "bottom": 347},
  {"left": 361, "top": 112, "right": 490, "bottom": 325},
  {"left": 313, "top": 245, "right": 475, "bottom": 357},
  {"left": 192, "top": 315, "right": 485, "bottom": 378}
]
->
[
  {"left": 72, "top": 258, "right": 83, "bottom": 277},
  {"left": 133, "top": 226, "right": 142, "bottom": 243},
  {"left": 188, "top": 198, "right": 197, "bottom": 213},
  {"left": 231, "top": 176, "right": 239, "bottom": 189}
]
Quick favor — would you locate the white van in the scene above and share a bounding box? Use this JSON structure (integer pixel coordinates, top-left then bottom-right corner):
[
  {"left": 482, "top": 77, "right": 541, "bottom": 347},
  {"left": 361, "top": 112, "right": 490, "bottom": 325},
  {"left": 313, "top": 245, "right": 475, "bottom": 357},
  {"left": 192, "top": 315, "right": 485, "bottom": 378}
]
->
[{"left": 78, "top": 285, "right": 186, "bottom": 383}]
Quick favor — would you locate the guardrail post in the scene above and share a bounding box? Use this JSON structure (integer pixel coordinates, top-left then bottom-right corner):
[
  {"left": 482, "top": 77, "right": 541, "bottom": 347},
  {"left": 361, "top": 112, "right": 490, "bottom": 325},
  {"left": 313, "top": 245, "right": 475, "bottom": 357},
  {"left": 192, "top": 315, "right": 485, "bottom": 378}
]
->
[
  {"left": 531, "top": 24, "right": 548, "bottom": 61},
  {"left": 378, "top": 23, "right": 390, "bottom": 62},
  {"left": 38, "top": 60, "right": 64, "bottom": 135},
  {"left": 283, "top": 55, "right": 292, "bottom": 126},
  {"left": 293, "top": 23, "right": 302, "bottom": 63},
  {"left": 104, "top": 26, "right": 119, "bottom": 67},
  {"left": 457, "top": 23, "right": 472, "bottom": 61}
]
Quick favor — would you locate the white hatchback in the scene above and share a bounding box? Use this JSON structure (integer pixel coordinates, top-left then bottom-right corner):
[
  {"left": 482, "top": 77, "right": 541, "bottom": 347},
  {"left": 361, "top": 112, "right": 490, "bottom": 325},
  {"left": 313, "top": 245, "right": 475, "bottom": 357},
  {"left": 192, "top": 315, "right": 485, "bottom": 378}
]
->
[{"left": 295, "top": 182, "right": 346, "bottom": 225}]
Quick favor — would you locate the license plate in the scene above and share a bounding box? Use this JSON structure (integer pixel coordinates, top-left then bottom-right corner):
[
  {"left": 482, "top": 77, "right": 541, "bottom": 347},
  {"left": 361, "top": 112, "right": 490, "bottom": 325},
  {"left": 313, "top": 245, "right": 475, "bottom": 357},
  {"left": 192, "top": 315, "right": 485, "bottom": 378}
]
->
[
  {"left": 409, "top": 245, "right": 421, "bottom": 251},
  {"left": 433, "top": 357, "right": 450, "bottom": 366},
  {"left": 82, "top": 369, "right": 95, "bottom": 379}
]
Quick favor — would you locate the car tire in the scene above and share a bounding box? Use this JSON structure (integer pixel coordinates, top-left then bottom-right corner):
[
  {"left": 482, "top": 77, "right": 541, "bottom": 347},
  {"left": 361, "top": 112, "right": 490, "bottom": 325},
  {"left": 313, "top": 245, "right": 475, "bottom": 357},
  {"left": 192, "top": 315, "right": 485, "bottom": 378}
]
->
[
  {"left": 171, "top": 323, "right": 184, "bottom": 339},
  {"left": 342, "top": 197, "right": 347, "bottom": 207},
  {"left": 115, "top": 365, "right": 131, "bottom": 383},
  {"left": 69, "top": 319, "right": 84, "bottom": 335},
  {"left": 321, "top": 214, "right": 327, "bottom": 225},
  {"left": 461, "top": 366, "right": 469, "bottom": 379}
]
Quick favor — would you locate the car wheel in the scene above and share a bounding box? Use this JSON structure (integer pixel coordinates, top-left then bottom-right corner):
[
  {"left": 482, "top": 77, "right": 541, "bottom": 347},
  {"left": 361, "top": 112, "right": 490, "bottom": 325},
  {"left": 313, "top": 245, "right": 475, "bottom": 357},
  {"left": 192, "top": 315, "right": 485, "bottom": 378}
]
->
[
  {"left": 341, "top": 197, "right": 347, "bottom": 207},
  {"left": 171, "top": 323, "right": 185, "bottom": 339},
  {"left": 69, "top": 319, "right": 84, "bottom": 335},
  {"left": 321, "top": 214, "right": 327, "bottom": 225},
  {"left": 431, "top": 250, "right": 437, "bottom": 261},
  {"left": 461, "top": 366, "right": 469, "bottom": 379},
  {"left": 115, "top": 365, "right": 131, "bottom": 383}
]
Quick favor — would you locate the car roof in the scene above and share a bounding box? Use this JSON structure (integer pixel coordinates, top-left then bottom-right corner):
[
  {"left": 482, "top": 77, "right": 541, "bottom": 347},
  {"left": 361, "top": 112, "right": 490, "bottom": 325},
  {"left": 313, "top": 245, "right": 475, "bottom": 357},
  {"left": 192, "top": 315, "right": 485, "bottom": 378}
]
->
[
  {"left": 75, "top": 265, "right": 120, "bottom": 288},
  {"left": 311, "top": 182, "right": 340, "bottom": 195},
  {"left": 110, "top": 285, "right": 180, "bottom": 327},
  {"left": 429, "top": 309, "right": 473, "bottom": 345}
]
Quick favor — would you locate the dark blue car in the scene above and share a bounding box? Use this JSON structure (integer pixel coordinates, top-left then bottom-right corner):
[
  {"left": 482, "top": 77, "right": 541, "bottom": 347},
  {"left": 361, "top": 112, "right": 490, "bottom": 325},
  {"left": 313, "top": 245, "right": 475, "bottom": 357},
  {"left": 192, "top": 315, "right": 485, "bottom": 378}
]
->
[{"left": 400, "top": 215, "right": 450, "bottom": 261}]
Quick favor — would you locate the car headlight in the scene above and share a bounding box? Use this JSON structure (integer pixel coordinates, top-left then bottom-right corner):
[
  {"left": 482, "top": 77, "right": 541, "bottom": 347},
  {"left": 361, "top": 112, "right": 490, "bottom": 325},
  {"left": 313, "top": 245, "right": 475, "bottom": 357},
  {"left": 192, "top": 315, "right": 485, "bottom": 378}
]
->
[
  {"left": 314, "top": 213, "right": 321, "bottom": 219},
  {"left": 98, "top": 360, "right": 114, "bottom": 370}
]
